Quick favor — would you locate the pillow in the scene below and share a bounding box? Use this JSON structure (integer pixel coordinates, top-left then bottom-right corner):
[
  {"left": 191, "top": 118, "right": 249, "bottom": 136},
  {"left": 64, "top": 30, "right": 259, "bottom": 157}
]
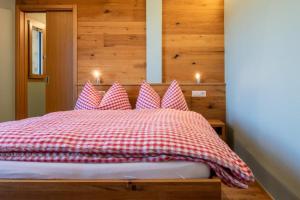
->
[
  {"left": 136, "top": 81, "right": 160, "bottom": 109},
  {"left": 161, "top": 80, "right": 189, "bottom": 111},
  {"left": 99, "top": 82, "right": 132, "bottom": 110},
  {"left": 75, "top": 81, "right": 102, "bottom": 110}
]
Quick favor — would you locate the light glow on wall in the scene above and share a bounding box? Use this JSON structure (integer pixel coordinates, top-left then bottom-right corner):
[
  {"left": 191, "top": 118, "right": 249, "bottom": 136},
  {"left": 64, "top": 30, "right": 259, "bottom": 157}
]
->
[{"left": 92, "top": 70, "right": 101, "bottom": 85}]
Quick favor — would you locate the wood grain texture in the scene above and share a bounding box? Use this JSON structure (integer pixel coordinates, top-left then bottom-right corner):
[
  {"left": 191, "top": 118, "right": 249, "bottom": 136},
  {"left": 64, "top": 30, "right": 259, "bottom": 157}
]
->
[
  {"left": 17, "top": 0, "right": 224, "bottom": 85},
  {"left": 46, "top": 11, "right": 74, "bottom": 112},
  {"left": 222, "top": 182, "right": 272, "bottom": 200},
  {"left": 15, "top": 8, "right": 27, "bottom": 120},
  {"left": 163, "top": 0, "right": 224, "bottom": 83},
  {"left": 77, "top": 83, "right": 226, "bottom": 121},
  {"left": 72, "top": 5, "right": 78, "bottom": 104},
  {"left": 17, "top": 0, "right": 147, "bottom": 85},
  {"left": 0, "top": 179, "right": 272, "bottom": 200},
  {"left": 75, "top": 0, "right": 146, "bottom": 85},
  {"left": 0, "top": 179, "right": 221, "bottom": 200},
  {"left": 16, "top": 0, "right": 225, "bottom": 120}
]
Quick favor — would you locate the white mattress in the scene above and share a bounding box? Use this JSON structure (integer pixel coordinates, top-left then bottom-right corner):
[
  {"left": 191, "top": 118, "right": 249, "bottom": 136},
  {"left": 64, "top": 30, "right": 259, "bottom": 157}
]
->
[{"left": 0, "top": 161, "right": 210, "bottom": 180}]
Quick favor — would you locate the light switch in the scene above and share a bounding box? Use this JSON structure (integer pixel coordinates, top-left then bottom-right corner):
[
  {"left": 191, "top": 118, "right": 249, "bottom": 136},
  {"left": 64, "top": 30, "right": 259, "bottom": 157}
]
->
[{"left": 192, "top": 91, "right": 207, "bottom": 97}]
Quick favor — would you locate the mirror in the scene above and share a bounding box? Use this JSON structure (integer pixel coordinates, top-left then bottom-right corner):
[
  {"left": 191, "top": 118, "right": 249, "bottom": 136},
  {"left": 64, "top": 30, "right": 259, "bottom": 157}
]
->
[{"left": 28, "top": 20, "right": 46, "bottom": 79}]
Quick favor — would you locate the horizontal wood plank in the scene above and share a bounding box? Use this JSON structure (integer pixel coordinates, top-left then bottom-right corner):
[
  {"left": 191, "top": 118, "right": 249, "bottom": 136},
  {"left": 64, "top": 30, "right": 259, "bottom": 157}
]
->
[
  {"left": 163, "top": 0, "right": 224, "bottom": 83},
  {"left": 17, "top": 0, "right": 224, "bottom": 85},
  {"left": 17, "top": 0, "right": 147, "bottom": 84},
  {"left": 17, "top": 0, "right": 226, "bottom": 122},
  {"left": 163, "top": 50, "right": 224, "bottom": 83},
  {"left": 0, "top": 179, "right": 221, "bottom": 200},
  {"left": 77, "top": 84, "right": 226, "bottom": 121}
]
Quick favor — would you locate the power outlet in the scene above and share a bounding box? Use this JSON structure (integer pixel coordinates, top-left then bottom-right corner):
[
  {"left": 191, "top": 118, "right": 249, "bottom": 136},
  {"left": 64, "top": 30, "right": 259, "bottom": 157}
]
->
[{"left": 192, "top": 91, "right": 207, "bottom": 97}]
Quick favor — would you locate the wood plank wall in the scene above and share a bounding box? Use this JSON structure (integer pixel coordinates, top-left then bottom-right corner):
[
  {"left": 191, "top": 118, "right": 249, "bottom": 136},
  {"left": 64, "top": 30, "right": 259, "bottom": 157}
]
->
[
  {"left": 17, "top": 0, "right": 147, "bottom": 84},
  {"left": 163, "top": 0, "right": 224, "bottom": 83},
  {"left": 17, "top": 0, "right": 224, "bottom": 85},
  {"left": 16, "top": 0, "right": 225, "bottom": 120}
]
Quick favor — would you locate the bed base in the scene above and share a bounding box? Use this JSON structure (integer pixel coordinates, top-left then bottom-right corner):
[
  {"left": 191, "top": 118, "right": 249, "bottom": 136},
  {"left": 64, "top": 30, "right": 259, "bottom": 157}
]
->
[{"left": 0, "top": 179, "right": 221, "bottom": 200}]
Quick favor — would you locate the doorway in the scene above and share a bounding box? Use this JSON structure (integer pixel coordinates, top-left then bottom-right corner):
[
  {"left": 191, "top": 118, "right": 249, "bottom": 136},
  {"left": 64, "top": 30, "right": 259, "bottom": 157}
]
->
[
  {"left": 26, "top": 12, "right": 46, "bottom": 117},
  {"left": 16, "top": 5, "right": 77, "bottom": 119}
]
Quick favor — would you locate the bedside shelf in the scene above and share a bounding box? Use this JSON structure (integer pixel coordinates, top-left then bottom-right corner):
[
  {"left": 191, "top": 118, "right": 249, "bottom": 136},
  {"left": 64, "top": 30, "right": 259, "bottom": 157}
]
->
[{"left": 208, "top": 119, "right": 226, "bottom": 142}]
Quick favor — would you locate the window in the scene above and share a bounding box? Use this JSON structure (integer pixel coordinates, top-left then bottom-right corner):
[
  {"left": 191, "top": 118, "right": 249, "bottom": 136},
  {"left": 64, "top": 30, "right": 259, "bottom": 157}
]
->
[{"left": 28, "top": 20, "right": 46, "bottom": 79}]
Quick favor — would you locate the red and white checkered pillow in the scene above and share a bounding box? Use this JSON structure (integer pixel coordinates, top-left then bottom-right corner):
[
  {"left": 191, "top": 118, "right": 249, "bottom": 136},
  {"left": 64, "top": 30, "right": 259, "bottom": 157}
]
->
[
  {"left": 161, "top": 80, "right": 189, "bottom": 111},
  {"left": 99, "top": 82, "right": 132, "bottom": 110},
  {"left": 136, "top": 81, "right": 160, "bottom": 109},
  {"left": 75, "top": 81, "right": 102, "bottom": 110}
]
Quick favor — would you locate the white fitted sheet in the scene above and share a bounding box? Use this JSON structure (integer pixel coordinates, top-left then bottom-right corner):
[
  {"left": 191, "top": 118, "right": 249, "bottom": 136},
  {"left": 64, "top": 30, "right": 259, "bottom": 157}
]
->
[{"left": 0, "top": 161, "right": 210, "bottom": 180}]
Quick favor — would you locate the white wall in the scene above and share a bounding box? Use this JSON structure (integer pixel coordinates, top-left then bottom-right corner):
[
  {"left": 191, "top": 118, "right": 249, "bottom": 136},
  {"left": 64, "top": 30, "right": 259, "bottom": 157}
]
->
[
  {"left": 225, "top": 0, "right": 300, "bottom": 199},
  {"left": 0, "top": 0, "right": 15, "bottom": 122},
  {"left": 146, "top": 0, "right": 162, "bottom": 83},
  {"left": 28, "top": 82, "right": 46, "bottom": 117}
]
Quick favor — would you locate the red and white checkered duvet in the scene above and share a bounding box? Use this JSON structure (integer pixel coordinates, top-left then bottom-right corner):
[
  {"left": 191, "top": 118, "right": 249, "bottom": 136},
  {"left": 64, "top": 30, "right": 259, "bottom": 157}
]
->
[{"left": 0, "top": 109, "right": 254, "bottom": 188}]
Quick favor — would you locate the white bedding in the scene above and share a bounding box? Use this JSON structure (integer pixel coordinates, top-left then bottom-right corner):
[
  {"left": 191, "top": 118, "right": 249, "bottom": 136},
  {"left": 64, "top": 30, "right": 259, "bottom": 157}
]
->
[{"left": 0, "top": 161, "right": 210, "bottom": 180}]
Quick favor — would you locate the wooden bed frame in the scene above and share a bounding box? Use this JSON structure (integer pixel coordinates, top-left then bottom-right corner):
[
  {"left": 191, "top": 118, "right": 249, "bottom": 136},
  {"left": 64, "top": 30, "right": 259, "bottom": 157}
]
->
[
  {"left": 0, "top": 178, "right": 221, "bottom": 200},
  {"left": 2, "top": 83, "right": 225, "bottom": 200},
  {"left": 3, "top": 83, "right": 225, "bottom": 200},
  {"left": 3, "top": 83, "right": 225, "bottom": 199}
]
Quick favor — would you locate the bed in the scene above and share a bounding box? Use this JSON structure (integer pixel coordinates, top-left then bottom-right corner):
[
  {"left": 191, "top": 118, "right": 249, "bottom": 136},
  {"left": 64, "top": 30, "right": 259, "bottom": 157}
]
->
[{"left": 0, "top": 109, "right": 254, "bottom": 200}]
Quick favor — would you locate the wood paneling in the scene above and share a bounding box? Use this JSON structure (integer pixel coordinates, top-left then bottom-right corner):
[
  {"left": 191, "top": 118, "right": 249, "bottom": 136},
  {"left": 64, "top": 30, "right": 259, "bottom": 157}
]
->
[
  {"left": 78, "top": 83, "right": 226, "bottom": 121},
  {"left": 17, "top": 0, "right": 224, "bottom": 85},
  {"left": 0, "top": 179, "right": 221, "bottom": 200},
  {"left": 163, "top": 0, "right": 224, "bottom": 83},
  {"left": 76, "top": 0, "right": 146, "bottom": 85},
  {"left": 17, "top": 0, "right": 225, "bottom": 120},
  {"left": 17, "top": 0, "right": 146, "bottom": 85}
]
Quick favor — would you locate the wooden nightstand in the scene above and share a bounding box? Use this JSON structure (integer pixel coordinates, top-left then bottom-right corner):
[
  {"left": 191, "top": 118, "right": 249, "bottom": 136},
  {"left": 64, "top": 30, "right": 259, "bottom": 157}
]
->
[{"left": 208, "top": 119, "right": 226, "bottom": 142}]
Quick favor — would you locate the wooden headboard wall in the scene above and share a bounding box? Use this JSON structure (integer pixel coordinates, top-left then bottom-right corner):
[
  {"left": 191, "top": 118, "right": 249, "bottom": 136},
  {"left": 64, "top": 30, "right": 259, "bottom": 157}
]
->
[
  {"left": 17, "top": 0, "right": 224, "bottom": 84},
  {"left": 78, "top": 83, "right": 226, "bottom": 121},
  {"left": 163, "top": 0, "right": 224, "bottom": 83},
  {"left": 17, "top": 0, "right": 225, "bottom": 120}
]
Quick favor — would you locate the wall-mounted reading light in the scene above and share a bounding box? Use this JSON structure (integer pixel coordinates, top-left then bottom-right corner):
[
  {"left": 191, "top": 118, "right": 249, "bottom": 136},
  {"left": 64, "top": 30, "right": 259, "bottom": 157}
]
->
[
  {"left": 195, "top": 73, "right": 201, "bottom": 84},
  {"left": 93, "top": 70, "right": 101, "bottom": 85}
]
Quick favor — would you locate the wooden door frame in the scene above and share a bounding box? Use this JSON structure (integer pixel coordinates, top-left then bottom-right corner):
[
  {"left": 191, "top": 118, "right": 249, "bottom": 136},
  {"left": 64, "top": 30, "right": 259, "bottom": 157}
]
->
[{"left": 15, "top": 4, "right": 77, "bottom": 120}]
